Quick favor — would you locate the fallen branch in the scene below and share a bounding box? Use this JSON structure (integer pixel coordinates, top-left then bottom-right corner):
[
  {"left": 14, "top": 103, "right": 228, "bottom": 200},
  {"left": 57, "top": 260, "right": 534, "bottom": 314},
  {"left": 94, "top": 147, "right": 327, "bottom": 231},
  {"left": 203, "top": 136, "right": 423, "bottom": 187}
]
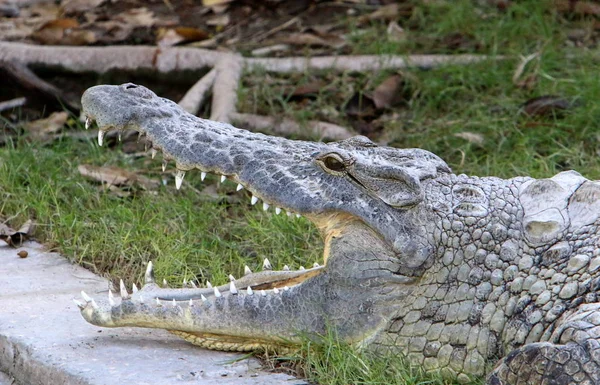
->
[
  {"left": 210, "top": 54, "right": 243, "bottom": 123},
  {"left": 0, "top": 97, "right": 26, "bottom": 112},
  {"left": 230, "top": 113, "right": 352, "bottom": 141},
  {"left": 178, "top": 68, "right": 216, "bottom": 115}
]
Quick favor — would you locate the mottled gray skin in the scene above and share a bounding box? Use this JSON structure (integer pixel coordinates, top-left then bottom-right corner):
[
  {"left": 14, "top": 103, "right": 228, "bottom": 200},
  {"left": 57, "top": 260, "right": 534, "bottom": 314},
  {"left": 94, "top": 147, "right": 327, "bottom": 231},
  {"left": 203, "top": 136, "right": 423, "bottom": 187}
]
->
[{"left": 79, "top": 84, "right": 600, "bottom": 385}]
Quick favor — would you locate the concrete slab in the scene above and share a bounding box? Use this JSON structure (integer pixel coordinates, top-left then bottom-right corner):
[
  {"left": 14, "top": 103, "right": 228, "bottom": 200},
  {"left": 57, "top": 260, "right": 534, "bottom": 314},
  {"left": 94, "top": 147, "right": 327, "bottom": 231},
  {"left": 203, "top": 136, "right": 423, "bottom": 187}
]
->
[{"left": 0, "top": 243, "right": 305, "bottom": 385}]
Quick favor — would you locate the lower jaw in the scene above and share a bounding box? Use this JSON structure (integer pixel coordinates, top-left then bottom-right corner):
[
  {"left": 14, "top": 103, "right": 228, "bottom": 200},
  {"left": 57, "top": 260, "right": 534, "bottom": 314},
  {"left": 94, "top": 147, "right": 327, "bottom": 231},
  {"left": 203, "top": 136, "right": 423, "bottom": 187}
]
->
[{"left": 169, "top": 330, "right": 296, "bottom": 352}]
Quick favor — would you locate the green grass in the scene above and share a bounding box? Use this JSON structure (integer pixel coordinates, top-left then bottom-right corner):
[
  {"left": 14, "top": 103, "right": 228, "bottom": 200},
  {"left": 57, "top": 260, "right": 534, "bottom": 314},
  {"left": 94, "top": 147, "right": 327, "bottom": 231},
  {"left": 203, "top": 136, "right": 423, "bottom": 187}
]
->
[{"left": 1, "top": 1, "right": 599, "bottom": 384}]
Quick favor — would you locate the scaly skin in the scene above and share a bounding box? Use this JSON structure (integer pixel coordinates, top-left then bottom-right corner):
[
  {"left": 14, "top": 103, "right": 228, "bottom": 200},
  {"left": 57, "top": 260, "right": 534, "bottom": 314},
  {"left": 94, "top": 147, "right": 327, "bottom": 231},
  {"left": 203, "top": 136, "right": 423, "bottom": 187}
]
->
[{"left": 77, "top": 83, "right": 600, "bottom": 385}]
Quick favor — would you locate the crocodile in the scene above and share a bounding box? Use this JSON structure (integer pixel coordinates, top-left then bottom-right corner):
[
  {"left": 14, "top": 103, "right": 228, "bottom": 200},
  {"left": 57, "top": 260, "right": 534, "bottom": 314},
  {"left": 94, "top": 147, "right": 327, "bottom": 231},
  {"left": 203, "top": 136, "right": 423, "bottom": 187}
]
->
[{"left": 77, "top": 83, "right": 600, "bottom": 385}]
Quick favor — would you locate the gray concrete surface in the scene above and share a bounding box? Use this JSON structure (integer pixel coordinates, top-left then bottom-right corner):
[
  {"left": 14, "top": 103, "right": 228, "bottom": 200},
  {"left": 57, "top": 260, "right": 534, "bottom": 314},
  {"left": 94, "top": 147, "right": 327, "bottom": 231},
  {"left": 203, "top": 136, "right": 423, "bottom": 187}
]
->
[{"left": 0, "top": 242, "right": 305, "bottom": 385}]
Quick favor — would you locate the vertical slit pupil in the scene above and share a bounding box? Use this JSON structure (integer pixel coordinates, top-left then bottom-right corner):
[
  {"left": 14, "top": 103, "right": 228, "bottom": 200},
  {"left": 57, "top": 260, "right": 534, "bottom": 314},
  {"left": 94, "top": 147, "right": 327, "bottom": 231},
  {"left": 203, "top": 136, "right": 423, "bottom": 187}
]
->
[{"left": 324, "top": 157, "right": 345, "bottom": 172}]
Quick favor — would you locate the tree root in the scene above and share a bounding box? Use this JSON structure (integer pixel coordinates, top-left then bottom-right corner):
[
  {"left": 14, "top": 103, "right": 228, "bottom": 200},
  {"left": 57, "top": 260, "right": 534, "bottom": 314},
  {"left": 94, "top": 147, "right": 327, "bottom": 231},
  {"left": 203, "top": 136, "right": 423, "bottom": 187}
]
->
[{"left": 0, "top": 41, "right": 503, "bottom": 140}]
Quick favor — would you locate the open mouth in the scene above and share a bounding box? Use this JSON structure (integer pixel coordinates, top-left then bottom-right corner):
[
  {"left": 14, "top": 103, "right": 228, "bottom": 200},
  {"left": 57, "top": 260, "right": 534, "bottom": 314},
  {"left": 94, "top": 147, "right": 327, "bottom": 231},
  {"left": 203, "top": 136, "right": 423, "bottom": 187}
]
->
[{"left": 77, "top": 115, "right": 335, "bottom": 317}]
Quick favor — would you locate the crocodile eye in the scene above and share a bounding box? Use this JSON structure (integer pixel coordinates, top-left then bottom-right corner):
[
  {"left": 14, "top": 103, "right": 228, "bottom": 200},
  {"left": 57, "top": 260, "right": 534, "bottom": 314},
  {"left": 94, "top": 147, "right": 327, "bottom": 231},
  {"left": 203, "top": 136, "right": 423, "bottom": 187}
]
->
[{"left": 319, "top": 154, "right": 347, "bottom": 174}]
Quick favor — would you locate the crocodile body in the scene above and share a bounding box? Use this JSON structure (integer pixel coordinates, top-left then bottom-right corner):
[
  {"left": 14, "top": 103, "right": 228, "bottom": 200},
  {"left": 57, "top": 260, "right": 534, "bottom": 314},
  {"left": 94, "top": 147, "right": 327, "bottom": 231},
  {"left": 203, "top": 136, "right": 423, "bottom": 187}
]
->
[{"left": 78, "top": 84, "right": 600, "bottom": 385}]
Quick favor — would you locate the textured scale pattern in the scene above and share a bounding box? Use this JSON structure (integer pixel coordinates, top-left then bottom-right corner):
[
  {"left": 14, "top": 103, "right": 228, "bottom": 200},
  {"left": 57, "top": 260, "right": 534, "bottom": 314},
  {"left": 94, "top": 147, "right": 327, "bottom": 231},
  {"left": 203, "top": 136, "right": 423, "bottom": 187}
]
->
[{"left": 78, "top": 84, "right": 600, "bottom": 385}]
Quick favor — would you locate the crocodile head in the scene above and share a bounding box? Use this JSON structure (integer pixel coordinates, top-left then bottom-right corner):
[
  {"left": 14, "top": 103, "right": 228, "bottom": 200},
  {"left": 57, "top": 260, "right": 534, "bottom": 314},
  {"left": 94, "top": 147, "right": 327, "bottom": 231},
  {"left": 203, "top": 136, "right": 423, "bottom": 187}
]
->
[{"left": 78, "top": 83, "right": 452, "bottom": 351}]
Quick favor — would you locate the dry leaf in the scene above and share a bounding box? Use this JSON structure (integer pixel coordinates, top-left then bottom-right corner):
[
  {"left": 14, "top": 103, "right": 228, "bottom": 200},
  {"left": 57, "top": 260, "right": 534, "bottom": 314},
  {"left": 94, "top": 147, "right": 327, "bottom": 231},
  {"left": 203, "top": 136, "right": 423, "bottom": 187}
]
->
[
  {"left": 359, "top": 4, "right": 400, "bottom": 23},
  {"left": 206, "top": 14, "right": 230, "bottom": 27},
  {"left": 61, "top": 0, "right": 106, "bottom": 14},
  {"left": 554, "top": 0, "right": 600, "bottom": 16},
  {"left": 78, "top": 164, "right": 159, "bottom": 190},
  {"left": 454, "top": 132, "right": 485, "bottom": 146},
  {"left": 522, "top": 95, "right": 576, "bottom": 117},
  {"left": 22, "top": 112, "right": 68, "bottom": 140},
  {"left": 157, "top": 27, "right": 209, "bottom": 46},
  {"left": 0, "top": 219, "right": 34, "bottom": 247},
  {"left": 283, "top": 33, "right": 345, "bottom": 48},
  {"left": 115, "top": 8, "right": 156, "bottom": 28},
  {"left": 0, "top": 19, "right": 34, "bottom": 41},
  {"left": 387, "top": 21, "right": 405, "bottom": 42},
  {"left": 372, "top": 75, "right": 403, "bottom": 109},
  {"left": 345, "top": 92, "right": 377, "bottom": 120}
]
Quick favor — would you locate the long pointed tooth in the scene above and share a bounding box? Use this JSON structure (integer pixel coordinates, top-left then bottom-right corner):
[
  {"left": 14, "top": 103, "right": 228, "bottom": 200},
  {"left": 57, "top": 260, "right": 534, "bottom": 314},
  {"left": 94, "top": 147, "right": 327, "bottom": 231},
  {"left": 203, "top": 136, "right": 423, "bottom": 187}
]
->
[
  {"left": 244, "top": 265, "right": 252, "bottom": 275},
  {"left": 97, "top": 130, "right": 105, "bottom": 146},
  {"left": 145, "top": 261, "right": 155, "bottom": 284},
  {"left": 201, "top": 172, "right": 207, "bottom": 181},
  {"left": 263, "top": 258, "right": 272, "bottom": 270},
  {"left": 286, "top": 211, "right": 292, "bottom": 217},
  {"left": 296, "top": 214, "right": 301, "bottom": 218},
  {"left": 220, "top": 175, "right": 226, "bottom": 183},
  {"left": 175, "top": 170, "right": 185, "bottom": 190},
  {"left": 273, "top": 287, "right": 279, "bottom": 294},
  {"left": 230, "top": 281, "right": 238, "bottom": 294},
  {"left": 206, "top": 281, "right": 212, "bottom": 288},
  {"left": 228, "top": 274, "right": 236, "bottom": 282},
  {"left": 284, "top": 286, "right": 290, "bottom": 291},
  {"left": 261, "top": 290, "right": 267, "bottom": 296},
  {"left": 120, "top": 279, "right": 129, "bottom": 299},
  {"left": 251, "top": 195, "right": 259, "bottom": 205},
  {"left": 163, "top": 279, "right": 169, "bottom": 288},
  {"left": 247, "top": 286, "right": 253, "bottom": 295},
  {"left": 145, "top": 141, "right": 151, "bottom": 151},
  {"left": 236, "top": 184, "right": 244, "bottom": 191},
  {"left": 313, "top": 262, "right": 320, "bottom": 268},
  {"left": 189, "top": 299, "right": 194, "bottom": 307},
  {"left": 73, "top": 299, "right": 85, "bottom": 309},
  {"left": 299, "top": 266, "right": 306, "bottom": 270},
  {"left": 172, "top": 299, "right": 177, "bottom": 307},
  {"left": 151, "top": 149, "right": 158, "bottom": 159},
  {"left": 81, "top": 291, "right": 92, "bottom": 303},
  {"left": 85, "top": 116, "right": 92, "bottom": 130},
  {"left": 201, "top": 294, "right": 207, "bottom": 302},
  {"left": 108, "top": 290, "right": 116, "bottom": 306},
  {"left": 263, "top": 202, "right": 270, "bottom": 211},
  {"left": 190, "top": 281, "right": 197, "bottom": 288},
  {"left": 275, "top": 207, "right": 281, "bottom": 215},
  {"left": 91, "top": 299, "right": 99, "bottom": 309},
  {"left": 118, "top": 131, "right": 122, "bottom": 142},
  {"left": 132, "top": 283, "right": 138, "bottom": 293},
  {"left": 139, "top": 295, "right": 144, "bottom": 303},
  {"left": 156, "top": 297, "right": 162, "bottom": 306},
  {"left": 283, "top": 265, "right": 290, "bottom": 271},
  {"left": 162, "top": 160, "right": 168, "bottom": 172},
  {"left": 214, "top": 287, "right": 222, "bottom": 297}
]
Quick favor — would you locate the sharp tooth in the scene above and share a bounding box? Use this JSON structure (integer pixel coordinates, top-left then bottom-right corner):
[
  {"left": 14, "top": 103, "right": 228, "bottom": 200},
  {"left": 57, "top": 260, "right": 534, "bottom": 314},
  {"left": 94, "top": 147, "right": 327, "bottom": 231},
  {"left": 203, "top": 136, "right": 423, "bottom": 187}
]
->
[
  {"left": 263, "top": 202, "right": 270, "bottom": 211},
  {"left": 172, "top": 299, "right": 177, "bottom": 307},
  {"left": 91, "top": 299, "right": 99, "bottom": 309},
  {"left": 228, "top": 274, "right": 236, "bottom": 282},
  {"left": 296, "top": 214, "right": 301, "bottom": 218},
  {"left": 85, "top": 116, "right": 92, "bottom": 130},
  {"left": 263, "top": 258, "right": 272, "bottom": 270},
  {"left": 120, "top": 279, "right": 129, "bottom": 299},
  {"left": 162, "top": 160, "right": 168, "bottom": 172},
  {"left": 313, "top": 262, "right": 320, "bottom": 268},
  {"left": 108, "top": 290, "right": 116, "bottom": 306},
  {"left": 220, "top": 175, "right": 226, "bottom": 183},
  {"left": 183, "top": 278, "right": 188, "bottom": 287},
  {"left": 230, "top": 281, "right": 238, "bottom": 294},
  {"left": 189, "top": 299, "right": 194, "bottom": 307},
  {"left": 261, "top": 290, "right": 267, "bottom": 296},
  {"left": 251, "top": 196, "right": 259, "bottom": 205},
  {"left": 97, "top": 130, "right": 105, "bottom": 146},
  {"left": 73, "top": 299, "right": 85, "bottom": 309},
  {"left": 214, "top": 287, "right": 222, "bottom": 297},
  {"left": 286, "top": 211, "right": 292, "bottom": 217},
  {"left": 190, "top": 281, "right": 197, "bottom": 288},
  {"left": 151, "top": 149, "right": 158, "bottom": 159},
  {"left": 137, "top": 132, "right": 144, "bottom": 142},
  {"left": 247, "top": 286, "right": 253, "bottom": 295},
  {"left": 175, "top": 170, "right": 185, "bottom": 190},
  {"left": 299, "top": 266, "right": 305, "bottom": 270},
  {"left": 132, "top": 283, "right": 138, "bottom": 293},
  {"left": 283, "top": 265, "right": 290, "bottom": 271},
  {"left": 156, "top": 297, "right": 162, "bottom": 306},
  {"left": 145, "top": 261, "right": 155, "bottom": 284},
  {"left": 145, "top": 141, "right": 151, "bottom": 151},
  {"left": 275, "top": 207, "right": 281, "bottom": 215},
  {"left": 118, "top": 131, "right": 122, "bottom": 142},
  {"left": 284, "top": 286, "right": 290, "bottom": 291},
  {"left": 244, "top": 265, "right": 252, "bottom": 275},
  {"left": 81, "top": 291, "right": 92, "bottom": 302},
  {"left": 201, "top": 294, "right": 207, "bottom": 302},
  {"left": 273, "top": 287, "right": 279, "bottom": 294},
  {"left": 201, "top": 172, "right": 207, "bottom": 181},
  {"left": 206, "top": 281, "right": 212, "bottom": 288},
  {"left": 236, "top": 184, "right": 244, "bottom": 191},
  {"left": 163, "top": 279, "right": 169, "bottom": 288},
  {"left": 139, "top": 295, "right": 144, "bottom": 303}
]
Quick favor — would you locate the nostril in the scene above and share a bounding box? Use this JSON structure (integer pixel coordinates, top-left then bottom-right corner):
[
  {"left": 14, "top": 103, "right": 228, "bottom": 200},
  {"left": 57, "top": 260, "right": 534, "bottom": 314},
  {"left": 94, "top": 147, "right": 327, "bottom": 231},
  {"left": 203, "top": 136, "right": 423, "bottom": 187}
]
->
[{"left": 125, "top": 84, "right": 138, "bottom": 89}]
